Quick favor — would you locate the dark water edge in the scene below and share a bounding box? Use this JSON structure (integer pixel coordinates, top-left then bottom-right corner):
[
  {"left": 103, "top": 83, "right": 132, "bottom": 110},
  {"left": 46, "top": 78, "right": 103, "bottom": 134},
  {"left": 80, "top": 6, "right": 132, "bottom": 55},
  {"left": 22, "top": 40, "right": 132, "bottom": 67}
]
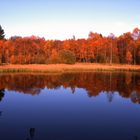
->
[{"left": 0, "top": 72, "right": 140, "bottom": 140}]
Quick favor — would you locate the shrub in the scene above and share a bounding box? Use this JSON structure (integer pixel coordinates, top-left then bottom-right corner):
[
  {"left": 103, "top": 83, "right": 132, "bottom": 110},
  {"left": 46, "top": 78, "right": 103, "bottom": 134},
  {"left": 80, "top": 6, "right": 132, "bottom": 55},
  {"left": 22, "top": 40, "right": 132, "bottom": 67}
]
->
[
  {"left": 59, "top": 49, "right": 76, "bottom": 64},
  {"left": 47, "top": 49, "right": 76, "bottom": 64}
]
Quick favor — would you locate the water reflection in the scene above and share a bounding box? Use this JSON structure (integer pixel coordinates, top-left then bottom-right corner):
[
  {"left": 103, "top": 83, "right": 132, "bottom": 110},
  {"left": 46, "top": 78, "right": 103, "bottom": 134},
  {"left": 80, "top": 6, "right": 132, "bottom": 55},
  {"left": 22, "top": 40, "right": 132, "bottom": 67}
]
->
[
  {"left": 0, "top": 72, "right": 140, "bottom": 140},
  {"left": 26, "top": 128, "right": 35, "bottom": 140},
  {"left": 0, "top": 89, "right": 5, "bottom": 117},
  {"left": 0, "top": 89, "right": 5, "bottom": 102},
  {"left": 134, "top": 136, "right": 139, "bottom": 140},
  {"left": 0, "top": 72, "right": 140, "bottom": 104}
]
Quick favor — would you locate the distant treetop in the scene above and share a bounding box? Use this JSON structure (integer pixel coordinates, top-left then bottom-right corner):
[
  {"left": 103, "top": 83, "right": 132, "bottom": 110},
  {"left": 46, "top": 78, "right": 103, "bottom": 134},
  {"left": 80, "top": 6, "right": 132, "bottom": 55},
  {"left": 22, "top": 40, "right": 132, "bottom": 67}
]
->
[{"left": 0, "top": 25, "right": 5, "bottom": 40}]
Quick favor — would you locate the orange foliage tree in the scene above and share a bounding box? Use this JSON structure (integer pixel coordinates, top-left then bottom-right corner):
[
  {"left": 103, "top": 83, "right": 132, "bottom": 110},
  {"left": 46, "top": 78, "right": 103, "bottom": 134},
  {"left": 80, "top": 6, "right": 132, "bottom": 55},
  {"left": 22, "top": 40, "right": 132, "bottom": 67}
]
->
[{"left": 0, "top": 27, "right": 140, "bottom": 65}]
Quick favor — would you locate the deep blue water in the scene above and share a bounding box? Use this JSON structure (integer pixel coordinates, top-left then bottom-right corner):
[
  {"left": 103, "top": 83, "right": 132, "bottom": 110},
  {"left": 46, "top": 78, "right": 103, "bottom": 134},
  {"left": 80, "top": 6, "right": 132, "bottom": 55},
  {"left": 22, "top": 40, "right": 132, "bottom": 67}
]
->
[{"left": 0, "top": 72, "right": 140, "bottom": 140}]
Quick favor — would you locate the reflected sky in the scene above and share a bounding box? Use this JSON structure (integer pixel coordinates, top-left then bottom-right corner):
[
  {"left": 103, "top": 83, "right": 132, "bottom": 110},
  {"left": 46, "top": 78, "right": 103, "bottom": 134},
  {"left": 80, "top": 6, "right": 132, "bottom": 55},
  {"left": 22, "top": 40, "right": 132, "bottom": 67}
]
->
[{"left": 0, "top": 72, "right": 140, "bottom": 140}]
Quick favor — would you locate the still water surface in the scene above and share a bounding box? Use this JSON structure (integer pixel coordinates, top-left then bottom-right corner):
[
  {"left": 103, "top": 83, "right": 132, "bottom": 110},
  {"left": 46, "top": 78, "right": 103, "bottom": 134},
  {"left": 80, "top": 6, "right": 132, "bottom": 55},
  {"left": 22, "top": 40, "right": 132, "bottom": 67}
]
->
[{"left": 0, "top": 72, "right": 140, "bottom": 140}]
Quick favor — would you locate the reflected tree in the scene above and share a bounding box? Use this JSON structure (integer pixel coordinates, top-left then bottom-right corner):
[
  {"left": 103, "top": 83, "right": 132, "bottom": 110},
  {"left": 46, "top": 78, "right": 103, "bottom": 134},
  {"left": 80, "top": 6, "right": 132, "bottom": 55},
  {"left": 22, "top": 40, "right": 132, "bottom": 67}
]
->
[
  {"left": 26, "top": 128, "right": 35, "bottom": 140},
  {"left": 106, "top": 72, "right": 114, "bottom": 102},
  {"left": 131, "top": 91, "right": 140, "bottom": 104},
  {"left": 0, "top": 73, "right": 140, "bottom": 104},
  {"left": 133, "top": 136, "right": 139, "bottom": 140},
  {"left": 107, "top": 91, "right": 114, "bottom": 102},
  {"left": 0, "top": 89, "right": 5, "bottom": 102},
  {"left": 0, "top": 89, "right": 5, "bottom": 117},
  {"left": 0, "top": 111, "right": 2, "bottom": 116}
]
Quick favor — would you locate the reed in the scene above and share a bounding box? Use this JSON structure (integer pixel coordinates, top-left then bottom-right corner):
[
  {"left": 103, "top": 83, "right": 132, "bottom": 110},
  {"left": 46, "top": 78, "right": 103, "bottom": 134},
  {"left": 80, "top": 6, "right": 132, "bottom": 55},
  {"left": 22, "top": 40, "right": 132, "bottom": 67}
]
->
[{"left": 0, "top": 63, "right": 140, "bottom": 73}]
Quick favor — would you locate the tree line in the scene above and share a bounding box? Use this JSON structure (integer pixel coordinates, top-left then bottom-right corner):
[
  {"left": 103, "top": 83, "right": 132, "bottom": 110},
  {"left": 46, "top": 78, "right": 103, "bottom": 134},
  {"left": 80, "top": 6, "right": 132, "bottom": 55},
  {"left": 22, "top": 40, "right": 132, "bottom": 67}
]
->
[{"left": 0, "top": 25, "right": 140, "bottom": 64}]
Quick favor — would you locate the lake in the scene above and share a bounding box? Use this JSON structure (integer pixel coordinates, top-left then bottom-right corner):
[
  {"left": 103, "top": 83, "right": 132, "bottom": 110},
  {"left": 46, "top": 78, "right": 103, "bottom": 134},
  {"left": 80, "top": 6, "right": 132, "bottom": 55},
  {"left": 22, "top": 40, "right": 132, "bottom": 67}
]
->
[{"left": 0, "top": 72, "right": 140, "bottom": 140}]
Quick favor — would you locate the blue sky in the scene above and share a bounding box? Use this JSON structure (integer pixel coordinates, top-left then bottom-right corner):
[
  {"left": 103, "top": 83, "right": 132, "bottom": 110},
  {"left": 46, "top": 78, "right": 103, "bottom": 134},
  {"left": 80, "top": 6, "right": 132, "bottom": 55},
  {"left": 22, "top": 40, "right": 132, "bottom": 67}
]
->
[{"left": 1, "top": 0, "right": 140, "bottom": 40}]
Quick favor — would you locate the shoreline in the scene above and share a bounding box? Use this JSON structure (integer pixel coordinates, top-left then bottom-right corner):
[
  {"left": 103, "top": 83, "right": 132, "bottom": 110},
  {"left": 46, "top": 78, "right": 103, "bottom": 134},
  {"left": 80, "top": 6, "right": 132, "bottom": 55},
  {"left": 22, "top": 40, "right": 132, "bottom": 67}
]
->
[{"left": 0, "top": 63, "right": 140, "bottom": 73}]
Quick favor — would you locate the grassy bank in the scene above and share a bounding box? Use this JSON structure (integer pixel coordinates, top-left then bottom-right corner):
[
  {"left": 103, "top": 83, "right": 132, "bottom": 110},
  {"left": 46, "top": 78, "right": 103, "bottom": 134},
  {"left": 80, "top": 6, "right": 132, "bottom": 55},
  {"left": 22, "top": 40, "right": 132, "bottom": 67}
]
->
[{"left": 0, "top": 63, "right": 140, "bottom": 73}]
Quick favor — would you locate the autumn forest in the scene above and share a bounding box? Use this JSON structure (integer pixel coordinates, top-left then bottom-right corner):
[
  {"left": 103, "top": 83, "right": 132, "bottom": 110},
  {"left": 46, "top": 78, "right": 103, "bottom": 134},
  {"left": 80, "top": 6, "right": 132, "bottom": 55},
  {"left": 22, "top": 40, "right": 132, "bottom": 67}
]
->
[{"left": 0, "top": 25, "right": 140, "bottom": 65}]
